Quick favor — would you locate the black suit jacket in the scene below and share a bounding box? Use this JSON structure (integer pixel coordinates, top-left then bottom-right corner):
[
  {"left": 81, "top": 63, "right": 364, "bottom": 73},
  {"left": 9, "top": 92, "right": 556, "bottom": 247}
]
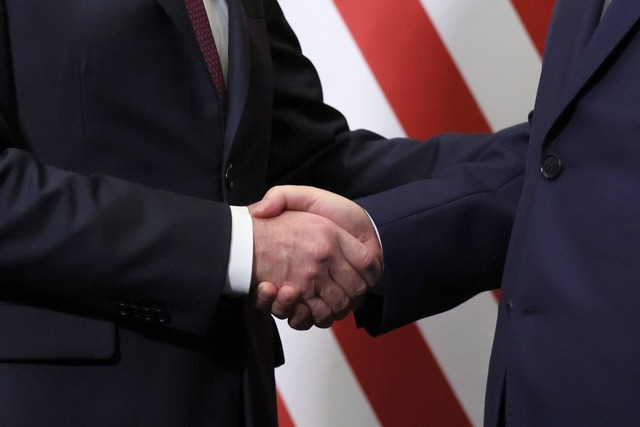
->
[{"left": 0, "top": 0, "right": 453, "bottom": 425}]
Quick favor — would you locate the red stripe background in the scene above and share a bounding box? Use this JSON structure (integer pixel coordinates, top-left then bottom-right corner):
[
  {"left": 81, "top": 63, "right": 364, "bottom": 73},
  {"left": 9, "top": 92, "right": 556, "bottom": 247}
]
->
[
  {"left": 511, "top": 0, "right": 556, "bottom": 56},
  {"left": 333, "top": 315, "right": 471, "bottom": 426},
  {"left": 333, "top": 0, "right": 490, "bottom": 139},
  {"left": 276, "top": 390, "right": 295, "bottom": 427},
  {"left": 330, "top": 0, "right": 484, "bottom": 423}
]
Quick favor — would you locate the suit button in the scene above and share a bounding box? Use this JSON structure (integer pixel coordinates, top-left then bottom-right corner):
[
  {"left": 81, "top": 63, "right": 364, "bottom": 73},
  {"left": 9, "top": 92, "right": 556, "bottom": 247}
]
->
[
  {"left": 541, "top": 153, "right": 562, "bottom": 180},
  {"left": 118, "top": 303, "right": 131, "bottom": 318},
  {"left": 225, "top": 163, "right": 234, "bottom": 188}
]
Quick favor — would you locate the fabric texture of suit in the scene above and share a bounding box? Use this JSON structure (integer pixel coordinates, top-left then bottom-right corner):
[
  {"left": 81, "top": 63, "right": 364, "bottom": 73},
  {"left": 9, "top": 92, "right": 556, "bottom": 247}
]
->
[
  {"left": 0, "top": 0, "right": 457, "bottom": 425},
  {"left": 357, "top": 0, "right": 640, "bottom": 425}
]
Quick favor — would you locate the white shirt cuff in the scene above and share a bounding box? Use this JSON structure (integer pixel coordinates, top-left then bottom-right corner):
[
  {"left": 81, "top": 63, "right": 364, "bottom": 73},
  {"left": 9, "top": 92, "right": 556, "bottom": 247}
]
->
[
  {"left": 363, "top": 209, "right": 384, "bottom": 290},
  {"left": 225, "top": 205, "right": 253, "bottom": 295},
  {"left": 363, "top": 209, "right": 383, "bottom": 254}
]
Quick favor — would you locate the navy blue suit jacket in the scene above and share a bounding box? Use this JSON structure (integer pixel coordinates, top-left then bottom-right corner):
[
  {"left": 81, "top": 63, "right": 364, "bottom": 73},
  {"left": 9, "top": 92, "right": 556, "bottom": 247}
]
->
[
  {"left": 0, "top": 0, "right": 453, "bottom": 425},
  {"left": 358, "top": 0, "right": 640, "bottom": 425}
]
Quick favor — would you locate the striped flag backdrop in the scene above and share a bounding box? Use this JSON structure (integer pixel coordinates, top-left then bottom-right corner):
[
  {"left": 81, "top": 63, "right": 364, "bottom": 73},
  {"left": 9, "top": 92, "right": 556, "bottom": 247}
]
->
[{"left": 275, "top": 1, "right": 554, "bottom": 426}]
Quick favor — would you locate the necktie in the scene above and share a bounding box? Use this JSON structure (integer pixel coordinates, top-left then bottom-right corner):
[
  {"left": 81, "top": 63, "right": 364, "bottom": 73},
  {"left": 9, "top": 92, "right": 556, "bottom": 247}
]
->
[{"left": 183, "top": 0, "right": 226, "bottom": 110}]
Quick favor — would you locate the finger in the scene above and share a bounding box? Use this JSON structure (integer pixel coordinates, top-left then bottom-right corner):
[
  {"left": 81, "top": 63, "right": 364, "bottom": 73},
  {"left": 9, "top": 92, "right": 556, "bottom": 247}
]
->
[
  {"left": 253, "top": 282, "right": 278, "bottom": 312},
  {"left": 316, "top": 276, "right": 352, "bottom": 320},
  {"left": 321, "top": 228, "right": 374, "bottom": 307},
  {"left": 305, "top": 296, "right": 336, "bottom": 328},
  {"left": 303, "top": 222, "right": 370, "bottom": 319},
  {"left": 260, "top": 185, "right": 323, "bottom": 215},
  {"left": 270, "top": 285, "right": 301, "bottom": 319},
  {"left": 336, "top": 226, "right": 383, "bottom": 291},
  {"left": 287, "top": 303, "right": 314, "bottom": 330}
]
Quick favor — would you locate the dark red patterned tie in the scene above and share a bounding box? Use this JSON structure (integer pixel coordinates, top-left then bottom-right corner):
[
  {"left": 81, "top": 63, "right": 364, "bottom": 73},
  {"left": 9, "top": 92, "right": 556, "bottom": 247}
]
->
[{"left": 183, "top": 0, "right": 226, "bottom": 109}]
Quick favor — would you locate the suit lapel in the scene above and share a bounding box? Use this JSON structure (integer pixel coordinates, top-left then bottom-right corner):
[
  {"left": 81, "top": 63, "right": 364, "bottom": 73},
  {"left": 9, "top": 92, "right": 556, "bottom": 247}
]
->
[
  {"left": 223, "top": 0, "right": 251, "bottom": 161},
  {"left": 567, "top": 0, "right": 640, "bottom": 102},
  {"left": 155, "top": 0, "right": 201, "bottom": 53},
  {"left": 532, "top": 0, "right": 640, "bottom": 145}
]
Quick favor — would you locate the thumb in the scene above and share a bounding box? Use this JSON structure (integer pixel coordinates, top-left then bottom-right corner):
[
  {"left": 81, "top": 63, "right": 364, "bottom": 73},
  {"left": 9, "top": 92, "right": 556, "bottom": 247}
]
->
[
  {"left": 252, "top": 282, "right": 279, "bottom": 312},
  {"left": 249, "top": 192, "right": 287, "bottom": 218}
]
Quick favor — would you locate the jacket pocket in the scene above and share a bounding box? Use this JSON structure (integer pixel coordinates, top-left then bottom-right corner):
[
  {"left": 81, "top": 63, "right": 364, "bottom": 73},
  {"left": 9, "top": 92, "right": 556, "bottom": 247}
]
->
[{"left": 0, "top": 303, "right": 117, "bottom": 362}]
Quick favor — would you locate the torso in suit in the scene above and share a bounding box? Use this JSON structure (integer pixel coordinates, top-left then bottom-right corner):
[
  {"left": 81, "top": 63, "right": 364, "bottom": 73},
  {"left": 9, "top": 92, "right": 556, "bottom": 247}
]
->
[
  {"left": 0, "top": 0, "right": 445, "bottom": 425},
  {"left": 357, "top": 0, "right": 640, "bottom": 425}
]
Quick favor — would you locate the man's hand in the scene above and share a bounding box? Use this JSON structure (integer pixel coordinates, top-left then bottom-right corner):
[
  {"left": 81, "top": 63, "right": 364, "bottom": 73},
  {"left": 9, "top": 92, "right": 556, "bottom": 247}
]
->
[
  {"left": 250, "top": 186, "right": 382, "bottom": 329},
  {"left": 251, "top": 208, "right": 380, "bottom": 328}
]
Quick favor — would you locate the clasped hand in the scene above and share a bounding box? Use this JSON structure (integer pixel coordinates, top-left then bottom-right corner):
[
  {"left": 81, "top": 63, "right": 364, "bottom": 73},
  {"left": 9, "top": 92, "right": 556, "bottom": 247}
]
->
[{"left": 249, "top": 186, "right": 382, "bottom": 330}]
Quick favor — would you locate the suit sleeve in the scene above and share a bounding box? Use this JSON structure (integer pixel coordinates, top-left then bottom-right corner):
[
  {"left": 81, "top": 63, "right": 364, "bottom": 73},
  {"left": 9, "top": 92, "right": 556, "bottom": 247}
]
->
[
  {"left": 0, "top": 147, "right": 233, "bottom": 336},
  {"left": 355, "top": 124, "right": 530, "bottom": 336},
  {"left": 263, "top": 0, "right": 498, "bottom": 198},
  {"left": 0, "top": 6, "right": 229, "bottom": 337}
]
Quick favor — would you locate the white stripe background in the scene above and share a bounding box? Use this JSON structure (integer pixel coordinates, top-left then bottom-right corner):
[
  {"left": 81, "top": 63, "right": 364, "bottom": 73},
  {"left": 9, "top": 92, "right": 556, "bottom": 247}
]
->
[{"left": 275, "top": 1, "right": 542, "bottom": 426}]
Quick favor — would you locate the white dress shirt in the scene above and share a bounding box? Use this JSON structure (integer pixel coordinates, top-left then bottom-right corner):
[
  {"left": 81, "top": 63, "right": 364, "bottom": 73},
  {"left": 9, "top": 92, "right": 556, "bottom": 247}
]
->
[{"left": 203, "top": 0, "right": 229, "bottom": 79}]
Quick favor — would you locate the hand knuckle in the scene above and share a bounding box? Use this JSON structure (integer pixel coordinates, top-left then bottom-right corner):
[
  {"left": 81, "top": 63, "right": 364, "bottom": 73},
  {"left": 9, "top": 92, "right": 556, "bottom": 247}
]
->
[
  {"left": 341, "top": 294, "right": 353, "bottom": 310},
  {"left": 310, "top": 241, "right": 331, "bottom": 262},
  {"left": 301, "top": 267, "right": 321, "bottom": 285},
  {"left": 353, "top": 281, "right": 368, "bottom": 297}
]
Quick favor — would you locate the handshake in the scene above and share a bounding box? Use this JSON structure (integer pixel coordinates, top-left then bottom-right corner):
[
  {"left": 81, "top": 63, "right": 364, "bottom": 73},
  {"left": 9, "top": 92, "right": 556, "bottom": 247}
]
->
[{"left": 249, "top": 186, "right": 382, "bottom": 330}]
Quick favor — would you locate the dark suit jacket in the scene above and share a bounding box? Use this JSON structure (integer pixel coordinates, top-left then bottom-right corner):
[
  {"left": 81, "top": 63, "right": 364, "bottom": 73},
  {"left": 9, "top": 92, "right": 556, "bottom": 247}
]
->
[
  {"left": 357, "top": 0, "right": 640, "bottom": 425},
  {"left": 0, "top": 0, "right": 455, "bottom": 425}
]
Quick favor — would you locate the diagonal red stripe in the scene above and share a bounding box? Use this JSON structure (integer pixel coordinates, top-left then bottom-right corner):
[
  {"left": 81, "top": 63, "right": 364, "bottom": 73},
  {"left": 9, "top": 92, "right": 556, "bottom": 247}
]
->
[
  {"left": 277, "top": 389, "right": 296, "bottom": 427},
  {"left": 333, "top": 314, "right": 471, "bottom": 426},
  {"left": 332, "top": 0, "right": 490, "bottom": 424},
  {"left": 333, "top": 0, "right": 490, "bottom": 140},
  {"left": 511, "top": 0, "right": 556, "bottom": 56}
]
